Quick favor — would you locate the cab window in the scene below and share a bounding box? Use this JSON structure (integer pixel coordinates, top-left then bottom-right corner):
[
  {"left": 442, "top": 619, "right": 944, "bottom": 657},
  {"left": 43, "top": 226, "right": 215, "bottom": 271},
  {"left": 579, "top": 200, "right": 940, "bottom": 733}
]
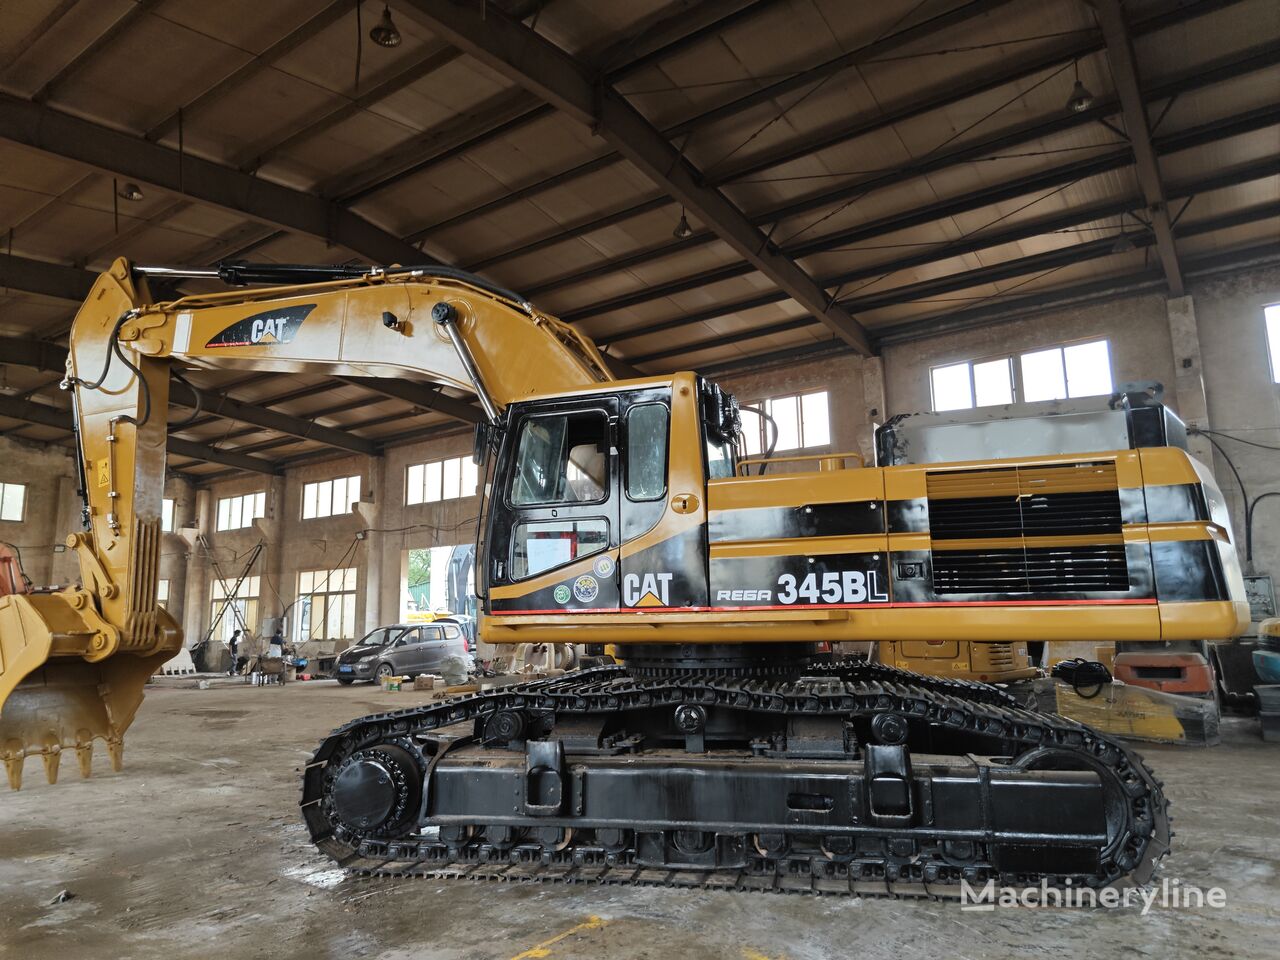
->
[
  {"left": 706, "top": 439, "right": 735, "bottom": 479},
  {"left": 626, "top": 404, "right": 668, "bottom": 500},
  {"left": 509, "top": 411, "right": 609, "bottom": 505},
  {"left": 512, "top": 518, "right": 608, "bottom": 580}
]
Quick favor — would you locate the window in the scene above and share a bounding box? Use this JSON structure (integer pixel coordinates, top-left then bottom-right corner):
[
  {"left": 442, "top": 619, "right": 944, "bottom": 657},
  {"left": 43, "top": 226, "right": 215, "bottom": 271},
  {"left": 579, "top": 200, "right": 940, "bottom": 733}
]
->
[
  {"left": 739, "top": 391, "right": 831, "bottom": 455},
  {"left": 0, "top": 482, "right": 25, "bottom": 522},
  {"left": 1264, "top": 304, "right": 1280, "bottom": 383},
  {"left": 161, "top": 498, "right": 175, "bottom": 532},
  {"left": 295, "top": 568, "right": 357, "bottom": 645},
  {"left": 626, "top": 404, "right": 668, "bottom": 500},
  {"left": 216, "top": 492, "right": 265, "bottom": 531},
  {"left": 210, "top": 575, "right": 260, "bottom": 643},
  {"left": 509, "top": 411, "right": 609, "bottom": 505},
  {"left": 302, "top": 475, "right": 361, "bottom": 520},
  {"left": 930, "top": 340, "right": 1113, "bottom": 411},
  {"left": 157, "top": 579, "right": 170, "bottom": 609},
  {"left": 406, "top": 456, "right": 479, "bottom": 505},
  {"left": 512, "top": 518, "right": 609, "bottom": 580},
  {"left": 931, "top": 358, "right": 1014, "bottom": 411}
]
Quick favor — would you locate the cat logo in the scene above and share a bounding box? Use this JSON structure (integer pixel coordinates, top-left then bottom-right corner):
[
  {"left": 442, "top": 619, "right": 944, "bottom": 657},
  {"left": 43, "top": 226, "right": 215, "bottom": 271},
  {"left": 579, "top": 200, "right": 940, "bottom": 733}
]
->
[
  {"left": 206, "top": 303, "right": 317, "bottom": 348},
  {"left": 623, "top": 572, "right": 673, "bottom": 608}
]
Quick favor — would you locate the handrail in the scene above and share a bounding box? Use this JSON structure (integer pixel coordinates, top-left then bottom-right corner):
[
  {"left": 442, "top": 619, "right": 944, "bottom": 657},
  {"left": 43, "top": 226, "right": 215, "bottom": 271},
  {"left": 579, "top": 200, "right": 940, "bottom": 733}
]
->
[{"left": 735, "top": 450, "right": 865, "bottom": 476}]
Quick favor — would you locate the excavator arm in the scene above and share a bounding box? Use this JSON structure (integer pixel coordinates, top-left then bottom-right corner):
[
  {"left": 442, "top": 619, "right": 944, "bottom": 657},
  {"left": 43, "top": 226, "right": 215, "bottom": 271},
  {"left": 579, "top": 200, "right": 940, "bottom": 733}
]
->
[{"left": 0, "top": 257, "right": 613, "bottom": 788}]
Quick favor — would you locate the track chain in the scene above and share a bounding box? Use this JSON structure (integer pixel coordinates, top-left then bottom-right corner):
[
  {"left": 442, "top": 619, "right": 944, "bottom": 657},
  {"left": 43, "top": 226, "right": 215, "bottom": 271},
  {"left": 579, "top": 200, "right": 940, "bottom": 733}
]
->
[{"left": 301, "top": 661, "right": 1169, "bottom": 895}]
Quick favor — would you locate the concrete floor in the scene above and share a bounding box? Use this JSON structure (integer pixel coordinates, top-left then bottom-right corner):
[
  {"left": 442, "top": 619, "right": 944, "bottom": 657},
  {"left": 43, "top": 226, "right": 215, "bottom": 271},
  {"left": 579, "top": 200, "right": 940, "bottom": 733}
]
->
[{"left": 2, "top": 680, "right": 1278, "bottom": 960}]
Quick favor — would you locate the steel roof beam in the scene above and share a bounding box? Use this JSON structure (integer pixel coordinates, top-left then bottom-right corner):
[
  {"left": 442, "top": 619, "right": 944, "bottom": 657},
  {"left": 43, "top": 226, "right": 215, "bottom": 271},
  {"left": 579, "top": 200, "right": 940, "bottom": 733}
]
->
[
  {"left": 335, "top": 376, "right": 485, "bottom": 424},
  {"left": 0, "top": 393, "right": 278, "bottom": 475},
  {"left": 145, "top": 0, "right": 354, "bottom": 141},
  {"left": 412, "top": 0, "right": 1013, "bottom": 245},
  {"left": 32, "top": 0, "right": 163, "bottom": 104},
  {"left": 628, "top": 201, "right": 1280, "bottom": 363},
  {"left": 471, "top": 15, "right": 1272, "bottom": 280},
  {"left": 0, "top": 253, "right": 96, "bottom": 302},
  {"left": 1095, "top": 0, "right": 1184, "bottom": 296},
  {"left": 349, "top": 0, "right": 775, "bottom": 208},
  {"left": 398, "top": 0, "right": 872, "bottom": 355},
  {"left": 0, "top": 94, "right": 427, "bottom": 267},
  {"left": 564, "top": 59, "right": 1279, "bottom": 328},
  {"left": 0, "top": 334, "right": 379, "bottom": 456}
]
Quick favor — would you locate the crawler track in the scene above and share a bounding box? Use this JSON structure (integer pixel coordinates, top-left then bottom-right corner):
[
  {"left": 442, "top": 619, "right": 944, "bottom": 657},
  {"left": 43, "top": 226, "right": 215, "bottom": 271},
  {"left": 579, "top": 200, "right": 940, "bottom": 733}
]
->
[{"left": 301, "top": 663, "right": 1169, "bottom": 895}]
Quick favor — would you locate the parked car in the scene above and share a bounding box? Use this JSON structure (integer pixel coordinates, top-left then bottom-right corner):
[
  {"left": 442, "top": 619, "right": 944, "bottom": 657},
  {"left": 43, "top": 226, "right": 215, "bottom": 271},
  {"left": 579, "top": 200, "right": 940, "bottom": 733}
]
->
[
  {"left": 333, "top": 622, "right": 472, "bottom": 684},
  {"left": 433, "top": 614, "right": 476, "bottom": 652}
]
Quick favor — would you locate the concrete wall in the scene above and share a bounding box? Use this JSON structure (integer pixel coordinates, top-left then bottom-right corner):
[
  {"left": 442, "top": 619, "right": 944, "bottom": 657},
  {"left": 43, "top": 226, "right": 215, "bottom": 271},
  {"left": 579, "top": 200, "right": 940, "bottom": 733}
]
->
[
  {"left": 0, "top": 437, "right": 79, "bottom": 587},
  {"left": 9, "top": 262, "right": 1280, "bottom": 646}
]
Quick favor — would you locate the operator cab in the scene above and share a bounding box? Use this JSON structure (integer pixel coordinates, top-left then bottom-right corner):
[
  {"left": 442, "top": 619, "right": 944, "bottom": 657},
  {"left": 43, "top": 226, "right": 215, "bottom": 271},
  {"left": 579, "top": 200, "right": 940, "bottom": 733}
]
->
[{"left": 480, "top": 374, "right": 739, "bottom": 618}]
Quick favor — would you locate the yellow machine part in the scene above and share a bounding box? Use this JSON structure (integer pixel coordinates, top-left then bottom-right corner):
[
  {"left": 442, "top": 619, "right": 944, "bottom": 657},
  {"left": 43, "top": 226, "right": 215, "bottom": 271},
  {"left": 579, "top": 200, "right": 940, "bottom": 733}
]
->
[
  {"left": 0, "top": 590, "right": 180, "bottom": 789},
  {"left": 878, "top": 639, "right": 1039, "bottom": 683}
]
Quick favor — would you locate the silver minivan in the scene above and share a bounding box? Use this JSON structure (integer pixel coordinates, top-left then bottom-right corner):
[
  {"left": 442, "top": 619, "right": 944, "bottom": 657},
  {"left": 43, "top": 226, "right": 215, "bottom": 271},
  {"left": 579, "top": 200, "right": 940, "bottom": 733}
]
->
[{"left": 333, "top": 622, "right": 471, "bottom": 684}]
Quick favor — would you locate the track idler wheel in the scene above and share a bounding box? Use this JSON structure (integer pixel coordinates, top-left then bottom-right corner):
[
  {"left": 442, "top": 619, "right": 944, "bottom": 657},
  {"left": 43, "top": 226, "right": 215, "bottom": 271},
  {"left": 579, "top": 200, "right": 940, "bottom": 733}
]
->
[{"left": 330, "top": 744, "right": 420, "bottom": 838}]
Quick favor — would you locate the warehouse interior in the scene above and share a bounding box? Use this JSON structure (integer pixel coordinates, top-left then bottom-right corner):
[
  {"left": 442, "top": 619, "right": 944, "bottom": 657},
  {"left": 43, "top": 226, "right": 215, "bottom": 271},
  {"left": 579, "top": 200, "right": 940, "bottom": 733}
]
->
[{"left": 1, "top": 0, "right": 1278, "bottom": 957}]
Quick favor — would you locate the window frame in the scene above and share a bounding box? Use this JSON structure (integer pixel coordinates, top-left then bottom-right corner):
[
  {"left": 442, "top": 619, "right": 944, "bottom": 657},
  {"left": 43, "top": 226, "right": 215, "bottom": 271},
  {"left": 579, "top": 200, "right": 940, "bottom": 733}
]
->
[
  {"left": 1264, "top": 303, "right": 1280, "bottom": 385},
  {"left": 301, "top": 474, "right": 361, "bottom": 520},
  {"left": 504, "top": 408, "right": 613, "bottom": 510},
  {"left": 738, "top": 390, "right": 831, "bottom": 456},
  {"left": 405, "top": 456, "right": 479, "bottom": 506},
  {"left": 623, "top": 402, "right": 670, "bottom": 503},
  {"left": 509, "top": 515, "right": 611, "bottom": 581},
  {"left": 295, "top": 566, "right": 358, "bottom": 644},
  {"left": 0, "top": 482, "right": 27, "bottom": 522},
  {"left": 215, "top": 491, "right": 265, "bottom": 532},
  {"left": 929, "top": 338, "right": 1114, "bottom": 412}
]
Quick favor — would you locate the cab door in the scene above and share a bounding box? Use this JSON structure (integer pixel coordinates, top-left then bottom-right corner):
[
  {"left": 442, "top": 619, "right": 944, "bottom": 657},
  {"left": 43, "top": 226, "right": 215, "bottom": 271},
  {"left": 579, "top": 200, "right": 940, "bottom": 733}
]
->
[{"left": 487, "top": 397, "right": 621, "bottom": 613}]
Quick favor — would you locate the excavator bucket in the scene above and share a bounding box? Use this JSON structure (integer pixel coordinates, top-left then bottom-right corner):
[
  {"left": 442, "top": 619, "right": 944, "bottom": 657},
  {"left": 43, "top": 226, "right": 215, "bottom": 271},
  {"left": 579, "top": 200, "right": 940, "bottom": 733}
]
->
[{"left": 0, "top": 591, "right": 173, "bottom": 789}]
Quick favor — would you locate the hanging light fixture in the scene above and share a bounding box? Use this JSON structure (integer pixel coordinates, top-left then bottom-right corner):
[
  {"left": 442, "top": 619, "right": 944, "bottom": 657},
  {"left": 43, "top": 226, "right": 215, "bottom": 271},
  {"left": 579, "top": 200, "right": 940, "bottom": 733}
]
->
[
  {"left": 1066, "top": 60, "right": 1094, "bottom": 113},
  {"left": 672, "top": 207, "right": 693, "bottom": 239},
  {"left": 1112, "top": 233, "right": 1135, "bottom": 253},
  {"left": 369, "top": 5, "right": 402, "bottom": 47},
  {"left": 117, "top": 182, "right": 144, "bottom": 202}
]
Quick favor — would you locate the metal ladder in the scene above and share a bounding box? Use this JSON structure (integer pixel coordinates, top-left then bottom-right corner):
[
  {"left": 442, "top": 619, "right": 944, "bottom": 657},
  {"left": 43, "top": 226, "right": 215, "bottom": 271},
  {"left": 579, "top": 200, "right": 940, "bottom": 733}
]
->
[{"left": 198, "top": 536, "right": 263, "bottom": 647}]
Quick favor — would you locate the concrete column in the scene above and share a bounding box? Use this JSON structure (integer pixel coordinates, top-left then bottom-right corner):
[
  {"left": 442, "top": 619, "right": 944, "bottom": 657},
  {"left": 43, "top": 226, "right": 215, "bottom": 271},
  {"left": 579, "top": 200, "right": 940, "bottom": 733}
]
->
[
  {"left": 51, "top": 474, "right": 78, "bottom": 584},
  {"left": 357, "top": 457, "right": 384, "bottom": 633},
  {"left": 180, "top": 489, "right": 211, "bottom": 655},
  {"left": 1166, "top": 295, "right": 1214, "bottom": 468},
  {"left": 861, "top": 356, "right": 888, "bottom": 465},
  {"left": 257, "top": 474, "right": 288, "bottom": 638}
]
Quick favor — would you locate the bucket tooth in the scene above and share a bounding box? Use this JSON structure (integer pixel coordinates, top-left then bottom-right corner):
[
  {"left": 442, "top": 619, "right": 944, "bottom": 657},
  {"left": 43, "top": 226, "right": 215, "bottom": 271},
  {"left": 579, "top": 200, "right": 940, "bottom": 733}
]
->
[
  {"left": 3, "top": 754, "right": 21, "bottom": 791},
  {"left": 76, "top": 736, "right": 94, "bottom": 780},
  {"left": 107, "top": 738, "right": 124, "bottom": 773},
  {"left": 42, "top": 746, "right": 62, "bottom": 785}
]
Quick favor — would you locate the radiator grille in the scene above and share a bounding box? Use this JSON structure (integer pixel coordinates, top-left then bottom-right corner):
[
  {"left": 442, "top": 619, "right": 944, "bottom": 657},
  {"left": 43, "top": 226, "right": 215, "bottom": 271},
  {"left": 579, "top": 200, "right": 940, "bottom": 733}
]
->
[
  {"left": 926, "top": 462, "right": 1128, "bottom": 595},
  {"left": 927, "top": 462, "right": 1122, "bottom": 539},
  {"left": 931, "top": 544, "right": 1130, "bottom": 595}
]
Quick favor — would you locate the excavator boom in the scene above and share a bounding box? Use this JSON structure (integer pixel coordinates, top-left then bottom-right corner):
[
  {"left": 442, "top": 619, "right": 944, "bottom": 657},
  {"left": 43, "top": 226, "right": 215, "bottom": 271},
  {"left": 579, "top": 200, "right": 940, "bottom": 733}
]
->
[{"left": 0, "top": 258, "right": 614, "bottom": 788}]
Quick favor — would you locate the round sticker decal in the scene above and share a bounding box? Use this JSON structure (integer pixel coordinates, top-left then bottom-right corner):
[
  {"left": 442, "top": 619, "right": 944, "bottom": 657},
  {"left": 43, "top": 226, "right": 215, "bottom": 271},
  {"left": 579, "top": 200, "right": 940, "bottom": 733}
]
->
[
  {"left": 553, "top": 584, "right": 571, "bottom": 605},
  {"left": 573, "top": 575, "right": 599, "bottom": 603},
  {"left": 594, "top": 555, "right": 615, "bottom": 578}
]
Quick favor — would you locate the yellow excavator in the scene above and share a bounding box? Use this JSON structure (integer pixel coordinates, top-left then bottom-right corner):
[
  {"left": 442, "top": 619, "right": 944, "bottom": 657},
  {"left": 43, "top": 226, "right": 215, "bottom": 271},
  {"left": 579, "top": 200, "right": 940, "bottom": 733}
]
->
[{"left": 0, "top": 259, "right": 1248, "bottom": 894}]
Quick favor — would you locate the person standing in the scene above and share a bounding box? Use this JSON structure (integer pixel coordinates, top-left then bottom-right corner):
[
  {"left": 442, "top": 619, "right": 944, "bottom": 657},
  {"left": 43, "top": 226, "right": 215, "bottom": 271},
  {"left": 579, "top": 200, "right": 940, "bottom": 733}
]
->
[
  {"left": 267, "top": 629, "right": 284, "bottom": 659},
  {"left": 227, "top": 629, "right": 242, "bottom": 675}
]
